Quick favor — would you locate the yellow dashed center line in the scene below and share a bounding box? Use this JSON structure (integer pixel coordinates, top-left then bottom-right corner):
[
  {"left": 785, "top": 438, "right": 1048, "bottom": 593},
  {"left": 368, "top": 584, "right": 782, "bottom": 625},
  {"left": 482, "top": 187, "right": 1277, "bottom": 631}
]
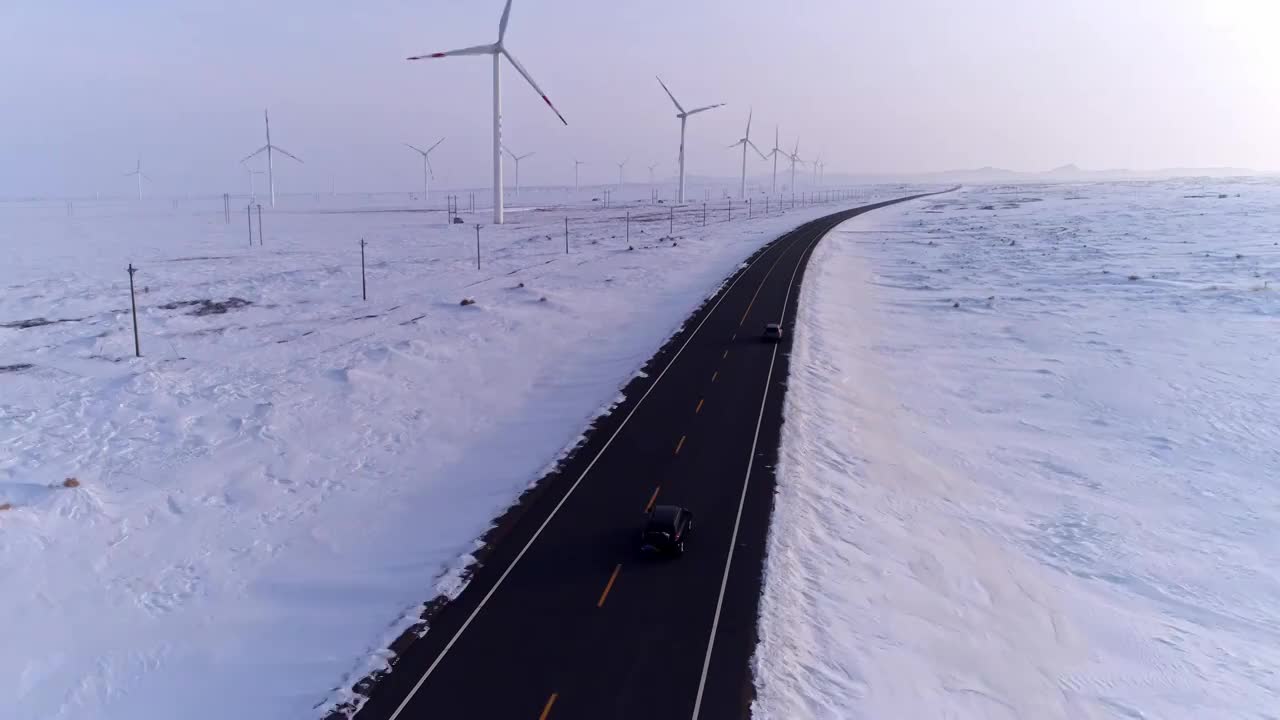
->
[
  {"left": 712, "top": 370, "right": 718, "bottom": 383},
  {"left": 539, "top": 693, "right": 559, "bottom": 719},
  {"left": 722, "top": 349, "right": 729, "bottom": 360},
  {"left": 674, "top": 435, "right": 686, "bottom": 455},
  {"left": 695, "top": 398, "right": 705, "bottom": 414},
  {"left": 597, "top": 565, "right": 622, "bottom": 608},
  {"left": 645, "top": 486, "right": 661, "bottom": 512}
]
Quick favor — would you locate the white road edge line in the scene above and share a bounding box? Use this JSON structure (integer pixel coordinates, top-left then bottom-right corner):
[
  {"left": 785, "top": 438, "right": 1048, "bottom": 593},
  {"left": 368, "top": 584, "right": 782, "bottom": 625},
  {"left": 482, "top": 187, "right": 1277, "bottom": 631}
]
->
[
  {"left": 689, "top": 217, "right": 834, "bottom": 720},
  {"left": 385, "top": 228, "right": 795, "bottom": 720}
]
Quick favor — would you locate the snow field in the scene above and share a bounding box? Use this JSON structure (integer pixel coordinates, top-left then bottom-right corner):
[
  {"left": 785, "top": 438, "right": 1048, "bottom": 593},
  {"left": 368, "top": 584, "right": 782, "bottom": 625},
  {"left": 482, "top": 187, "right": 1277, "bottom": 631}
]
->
[
  {"left": 756, "top": 178, "right": 1280, "bottom": 719},
  {"left": 0, "top": 187, "right": 912, "bottom": 719}
]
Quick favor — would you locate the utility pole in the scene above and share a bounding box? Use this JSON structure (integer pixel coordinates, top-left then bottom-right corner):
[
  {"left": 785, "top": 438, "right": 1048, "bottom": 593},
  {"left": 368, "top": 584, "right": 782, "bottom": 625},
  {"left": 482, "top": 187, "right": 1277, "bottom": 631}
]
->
[{"left": 127, "top": 264, "right": 141, "bottom": 357}]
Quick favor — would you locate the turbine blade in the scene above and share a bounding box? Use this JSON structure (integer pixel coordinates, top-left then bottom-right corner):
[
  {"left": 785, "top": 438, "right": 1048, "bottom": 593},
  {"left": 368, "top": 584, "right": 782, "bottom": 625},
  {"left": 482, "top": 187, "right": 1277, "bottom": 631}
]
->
[
  {"left": 408, "top": 43, "right": 497, "bottom": 60},
  {"left": 520, "top": 152, "right": 535, "bottom": 160},
  {"left": 240, "top": 145, "right": 269, "bottom": 163},
  {"left": 426, "top": 156, "right": 434, "bottom": 178},
  {"left": 746, "top": 108, "right": 753, "bottom": 137},
  {"left": 498, "top": 0, "right": 514, "bottom": 42},
  {"left": 405, "top": 142, "right": 427, "bottom": 155},
  {"left": 655, "top": 76, "right": 685, "bottom": 114},
  {"left": 503, "top": 145, "right": 516, "bottom": 160},
  {"left": 748, "top": 140, "right": 768, "bottom": 160},
  {"left": 428, "top": 137, "right": 446, "bottom": 153},
  {"left": 728, "top": 141, "right": 743, "bottom": 149},
  {"left": 502, "top": 48, "right": 568, "bottom": 125},
  {"left": 685, "top": 102, "right": 725, "bottom": 116},
  {"left": 272, "top": 145, "right": 304, "bottom": 163}
]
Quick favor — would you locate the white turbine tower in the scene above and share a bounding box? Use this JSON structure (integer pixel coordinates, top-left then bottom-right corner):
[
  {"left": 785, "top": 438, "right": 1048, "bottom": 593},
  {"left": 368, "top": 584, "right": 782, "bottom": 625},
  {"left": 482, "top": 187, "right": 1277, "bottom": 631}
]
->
[
  {"left": 244, "top": 165, "right": 265, "bottom": 200},
  {"left": 503, "top": 145, "right": 534, "bottom": 198},
  {"left": 656, "top": 76, "right": 724, "bottom": 204},
  {"left": 765, "top": 126, "right": 787, "bottom": 194},
  {"left": 123, "top": 156, "right": 148, "bottom": 200},
  {"left": 241, "top": 109, "right": 302, "bottom": 209},
  {"left": 616, "top": 157, "right": 628, "bottom": 188},
  {"left": 408, "top": 0, "right": 567, "bottom": 225},
  {"left": 728, "top": 109, "right": 767, "bottom": 200},
  {"left": 572, "top": 158, "right": 585, "bottom": 190},
  {"left": 405, "top": 138, "right": 445, "bottom": 202}
]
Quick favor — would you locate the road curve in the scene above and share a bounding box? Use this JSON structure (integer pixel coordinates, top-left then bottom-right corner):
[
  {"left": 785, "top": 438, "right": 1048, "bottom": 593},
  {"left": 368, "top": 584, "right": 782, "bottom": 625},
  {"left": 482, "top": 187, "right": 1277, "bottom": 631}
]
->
[{"left": 352, "top": 190, "right": 950, "bottom": 720}]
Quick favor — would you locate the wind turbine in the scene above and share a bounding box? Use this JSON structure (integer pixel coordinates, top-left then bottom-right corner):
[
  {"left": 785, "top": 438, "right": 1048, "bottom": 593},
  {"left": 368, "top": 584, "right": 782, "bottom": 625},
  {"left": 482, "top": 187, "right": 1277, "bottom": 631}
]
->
[
  {"left": 405, "top": 138, "right": 445, "bottom": 202},
  {"left": 616, "top": 157, "right": 629, "bottom": 188},
  {"left": 812, "top": 152, "right": 822, "bottom": 186},
  {"left": 656, "top": 76, "right": 724, "bottom": 204},
  {"left": 648, "top": 162, "right": 659, "bottom": 186},
  {"left": 788, "top": 139, "right": 805, "bottom": 192},
  {"left": 240, "top": 109, "right": 302, "bottom": 208},
  {"left": 572, "top": 158, "right": 585, "bottom": 190},
  {"left": 503, "top": 145, "right": 534, "bottom": 198},
  {"left": 123, "top": 156, "right": 148, "bottom": 200},
  {"left": 408, "top": 0, "right": 567, "bottom": 225},
  {"left": 728, "top": 109, "right": 767, "bottom": 200},
  {"left": 765, "top": 126, "right": 788, "bottom": 194}
]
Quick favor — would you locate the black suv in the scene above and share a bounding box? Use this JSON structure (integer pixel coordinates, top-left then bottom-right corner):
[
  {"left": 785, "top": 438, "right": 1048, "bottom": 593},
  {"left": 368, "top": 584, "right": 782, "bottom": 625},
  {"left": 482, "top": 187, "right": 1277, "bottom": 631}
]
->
[{"left": 640, "top": 505, "right": 694, "bottom": 556}]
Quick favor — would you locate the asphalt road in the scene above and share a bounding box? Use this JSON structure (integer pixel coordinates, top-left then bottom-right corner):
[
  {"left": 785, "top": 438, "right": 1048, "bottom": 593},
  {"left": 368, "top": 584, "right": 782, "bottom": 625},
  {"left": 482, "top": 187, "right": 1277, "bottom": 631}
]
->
[{"left": 353, "top": 192, "right": 943, "bottom": 720}]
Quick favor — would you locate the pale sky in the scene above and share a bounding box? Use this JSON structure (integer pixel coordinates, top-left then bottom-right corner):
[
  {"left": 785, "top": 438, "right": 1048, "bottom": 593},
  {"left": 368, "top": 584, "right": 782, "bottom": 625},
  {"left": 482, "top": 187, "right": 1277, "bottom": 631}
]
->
[{"left": 2, "top": 0, "right": 1278, "bottom": 196}]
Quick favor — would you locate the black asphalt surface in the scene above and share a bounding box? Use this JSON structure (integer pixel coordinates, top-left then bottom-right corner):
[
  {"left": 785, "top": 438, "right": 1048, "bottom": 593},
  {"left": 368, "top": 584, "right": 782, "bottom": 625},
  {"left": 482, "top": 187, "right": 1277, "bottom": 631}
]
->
[{"left": 353, "top": 192, "right": 945, "bottom": 720}]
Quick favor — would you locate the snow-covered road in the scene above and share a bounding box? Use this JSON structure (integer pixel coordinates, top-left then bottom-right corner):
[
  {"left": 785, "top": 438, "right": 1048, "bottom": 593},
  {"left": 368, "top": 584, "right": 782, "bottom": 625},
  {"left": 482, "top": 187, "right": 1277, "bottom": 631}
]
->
[{"left": 755, "top": 178, "right": 1280, "bottom": 719}]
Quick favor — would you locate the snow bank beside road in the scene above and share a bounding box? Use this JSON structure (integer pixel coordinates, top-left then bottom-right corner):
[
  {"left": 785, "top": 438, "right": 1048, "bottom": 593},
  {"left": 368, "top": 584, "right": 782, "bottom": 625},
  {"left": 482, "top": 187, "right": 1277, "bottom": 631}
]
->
[{"left": 756, "top": 179, "right": 1280, "bottom": 719}]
